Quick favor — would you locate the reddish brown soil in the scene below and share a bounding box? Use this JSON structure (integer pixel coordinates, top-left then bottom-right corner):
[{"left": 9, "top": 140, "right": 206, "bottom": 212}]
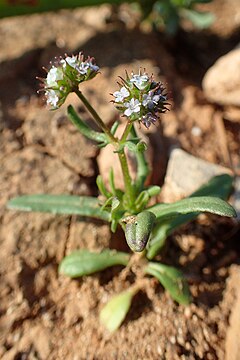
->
[{"left": 0, "top": 2, "right": 240, "bottom": 359}]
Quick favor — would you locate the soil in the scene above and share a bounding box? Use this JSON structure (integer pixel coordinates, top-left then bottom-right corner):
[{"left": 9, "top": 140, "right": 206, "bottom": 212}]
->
[{"left": 0, "top": 1, "right": 240, "bottom": 359}]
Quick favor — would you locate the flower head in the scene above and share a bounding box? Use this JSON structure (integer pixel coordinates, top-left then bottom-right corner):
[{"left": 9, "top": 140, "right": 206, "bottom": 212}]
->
[
  {"left": 112, "top": 69, "right": 169, "bottom": 127},
  {"left": 39, "top": 52, "right": 99, "bottom": 109}
]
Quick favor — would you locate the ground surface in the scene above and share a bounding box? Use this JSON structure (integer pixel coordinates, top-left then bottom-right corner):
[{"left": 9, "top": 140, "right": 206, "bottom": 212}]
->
[{"left": 0, "top": 1, "right": 240, "bottom": 359}]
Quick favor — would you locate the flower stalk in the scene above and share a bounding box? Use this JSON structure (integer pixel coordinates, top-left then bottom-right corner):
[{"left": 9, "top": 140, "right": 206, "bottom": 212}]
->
[
  {"left": 74, "top": 88, "right": 117, "bottom": 144},
  {"left": 118, "top": 150, "right": 136, "bottom": 210}
]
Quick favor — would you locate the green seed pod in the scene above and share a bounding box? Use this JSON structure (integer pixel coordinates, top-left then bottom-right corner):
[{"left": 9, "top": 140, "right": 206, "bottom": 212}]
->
[{"left": 124, "top": 211, "right": 156, "bottom": 252}]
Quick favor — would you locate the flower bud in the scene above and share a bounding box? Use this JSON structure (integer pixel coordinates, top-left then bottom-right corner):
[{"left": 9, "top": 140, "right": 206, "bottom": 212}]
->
[{"left": 124, "top": 211, "right": 156, "bottom": 252}]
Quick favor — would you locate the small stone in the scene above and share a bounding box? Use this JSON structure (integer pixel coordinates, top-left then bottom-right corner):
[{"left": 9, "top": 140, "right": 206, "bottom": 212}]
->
[
  {"left": 202, "top": 48, "right": 240, "bottom": 107},
  {"left": 191, "top": 126, "right": 202, "bottom": 137},
  {"left": 184, "top": 307, "right": 192, "bottom": 319},
  {"left": 169, "top": 336, "right": 176, "bottom": 344},
  {"left": 160, "top": 148, "right": 232, "bottom": 202}
]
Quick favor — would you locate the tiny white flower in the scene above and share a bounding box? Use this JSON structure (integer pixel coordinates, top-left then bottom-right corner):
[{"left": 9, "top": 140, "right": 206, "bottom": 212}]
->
[
  {"left": 65, "top": 56, "right": 78, "bottom": 68},
  {"left": 124, "top": 98, "right": 141, "bottom": 117},
  {"left": 78, "top": 62, "right": 90, "bottom": 74},
  {"left": 113, "top": 87, "right": 130, "bottom": 103},
  {"left": 142, "top": 93, "right": 160, "bottom": 109},
  {"left": 65, "top": 56, "right": 89, "bottom": 74},
  {"left": 87, "top": 61, "right": 99, "bottom": 72},
  {"left": 45, "top": 89, "right": 60, "bottom": 108},
  {"left": 46, "top": 67, "right": 63, "bottom": 87},
  {"left": 130, "top": 74, "right": 149, "bottom": 90}
]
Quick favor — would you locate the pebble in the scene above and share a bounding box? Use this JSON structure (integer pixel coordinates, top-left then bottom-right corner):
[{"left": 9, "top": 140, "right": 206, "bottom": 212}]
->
[
  {"left": 161, "top": 148, "right": 232, "bottom": 202},
  {"left": 184, "top": 307, "right": 192, "bottom": 319},
  {"left": 191, "top": 126, "right": 202, "bottom": 137},
  {"left": 202, "top": 48, "right": 240, "bottom": 106}
]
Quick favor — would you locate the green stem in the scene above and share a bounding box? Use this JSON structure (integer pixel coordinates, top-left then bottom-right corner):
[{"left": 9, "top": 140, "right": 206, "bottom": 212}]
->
[
  {"left": 118, "top": 151, "right": 136, "bottom": 210},
  {"left": 75, "top": 89, "right": 116, "bottom": 144},
  {"left": 131, "top": 124, "right": 149, "bottom": 191},
  {"left": 121, "top": 121, "right": 132, "bottom": 143}
]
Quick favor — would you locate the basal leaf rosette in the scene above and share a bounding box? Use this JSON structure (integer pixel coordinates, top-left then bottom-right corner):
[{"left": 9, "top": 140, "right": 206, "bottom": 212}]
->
[
  {"left": 39, "top": 52, "right": 99, "bottom": 109},
  {"left": 112, "top": 69, "right": 169, "bottom": 128}
]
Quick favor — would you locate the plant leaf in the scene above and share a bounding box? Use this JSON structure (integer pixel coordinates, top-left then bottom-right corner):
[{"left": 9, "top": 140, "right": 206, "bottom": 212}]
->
[
  {"left": 146, "top": 221, "right": 171, "bottom": 259},
  {"left": 100, "top": 287, "right": 137, "bottom": 332},
  {"left": 145, "top": 262, "right": 191, "bottom": 305},
  {"left": 148, "top": 196, "right": 236, "bottom": 221},
  {"left": 7, "top": 194, "right": 110, "bottom": 221},
  {"left": 96, "top": 175, "right": 111, "bottom": 198},
  {"left": 67, "top": 105, "right": 107, "bottom": 143},
  {"left": 110, "top": 121, "right": 120, "bottom": 135},
  {"left": 147, "top": 174, "right": 235, "bottom": 259},
  {"left": 181, "top": 9, "right": 215, "bottom": 28},
  {"left": 59, "top": 249, "right": 130, "bottom": 278}
]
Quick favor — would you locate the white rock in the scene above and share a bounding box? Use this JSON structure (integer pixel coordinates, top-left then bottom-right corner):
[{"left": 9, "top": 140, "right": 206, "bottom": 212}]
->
[
  {"left": 202, "top": 48, "right": 240, "bottom": 106},
  {"left": 161, "top": 148, "right": 232, "bottom": 202}
]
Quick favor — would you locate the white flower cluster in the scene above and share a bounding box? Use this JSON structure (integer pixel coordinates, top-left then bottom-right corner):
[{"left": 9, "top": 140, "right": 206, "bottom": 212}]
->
[
  {"left": 112, "top": 71, "right": 168, "bottom": 128},
  {"left": 41, "top": 53, "right": 99, "bottom": 109},
  {"left": 64, "top": 56, "right": 99, "bottom": 75},
  {"left": 45, "top": 67, "right": 64, "bottom": 108}
]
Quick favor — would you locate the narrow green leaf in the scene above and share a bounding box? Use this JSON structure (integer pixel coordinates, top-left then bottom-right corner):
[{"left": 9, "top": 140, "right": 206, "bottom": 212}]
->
[
  {"left": 146, "top": 186, "right": 161, "bottom": 197},
  {"left": 149, "top": 196, "right": 236, "bottom": 221},
  {"left": 145, "top": 262, "right": 191, "bottom": 305},
  {"left": 109, "top": 168, "right": 116, "bottom": 196},
  {"left": 59, "top": 249, "right": 130, "bottom": 278},
  {"left": 96, "top": 175, "right": 111, "bottom": 198},
  {"left": 7, "top": 194, "right": 110, "bottom": 221},
  {"left": 110, "top": 197, "right": 125, "bottom": 233},
  {"left": 115, "top": 139, "right": 140, "bottom": 154},
  {"left": 100, "top": 287, "right": 137, "bottom": 332},
  {"left": 67, "top": 105, "right": 107, "bottom": 143},
  {"left": 110, "top": 219, "right": 119, "bottom": 233},
  {"left": 181, "top": 9, "right": 215, "bottom": 28},
  {"left": 146, "top": 222, "right": 171, "bottom": 259},
  {"left": 135, "top": 186, "right": 161, "bottom": 211},
  {"left": 110, "top": 121, "right": 120, "bottom": 135},
  {"left": 147, "top": 174, "right": 235, "bottom": 259},
  {"left": 135, "top": 191, "right": 150, "bottom": 211}
]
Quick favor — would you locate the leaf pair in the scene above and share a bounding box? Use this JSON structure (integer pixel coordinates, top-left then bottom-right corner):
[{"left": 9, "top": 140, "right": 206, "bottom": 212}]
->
[{"left": 99, "top": 261, "right": 191, "bottom": 332}]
